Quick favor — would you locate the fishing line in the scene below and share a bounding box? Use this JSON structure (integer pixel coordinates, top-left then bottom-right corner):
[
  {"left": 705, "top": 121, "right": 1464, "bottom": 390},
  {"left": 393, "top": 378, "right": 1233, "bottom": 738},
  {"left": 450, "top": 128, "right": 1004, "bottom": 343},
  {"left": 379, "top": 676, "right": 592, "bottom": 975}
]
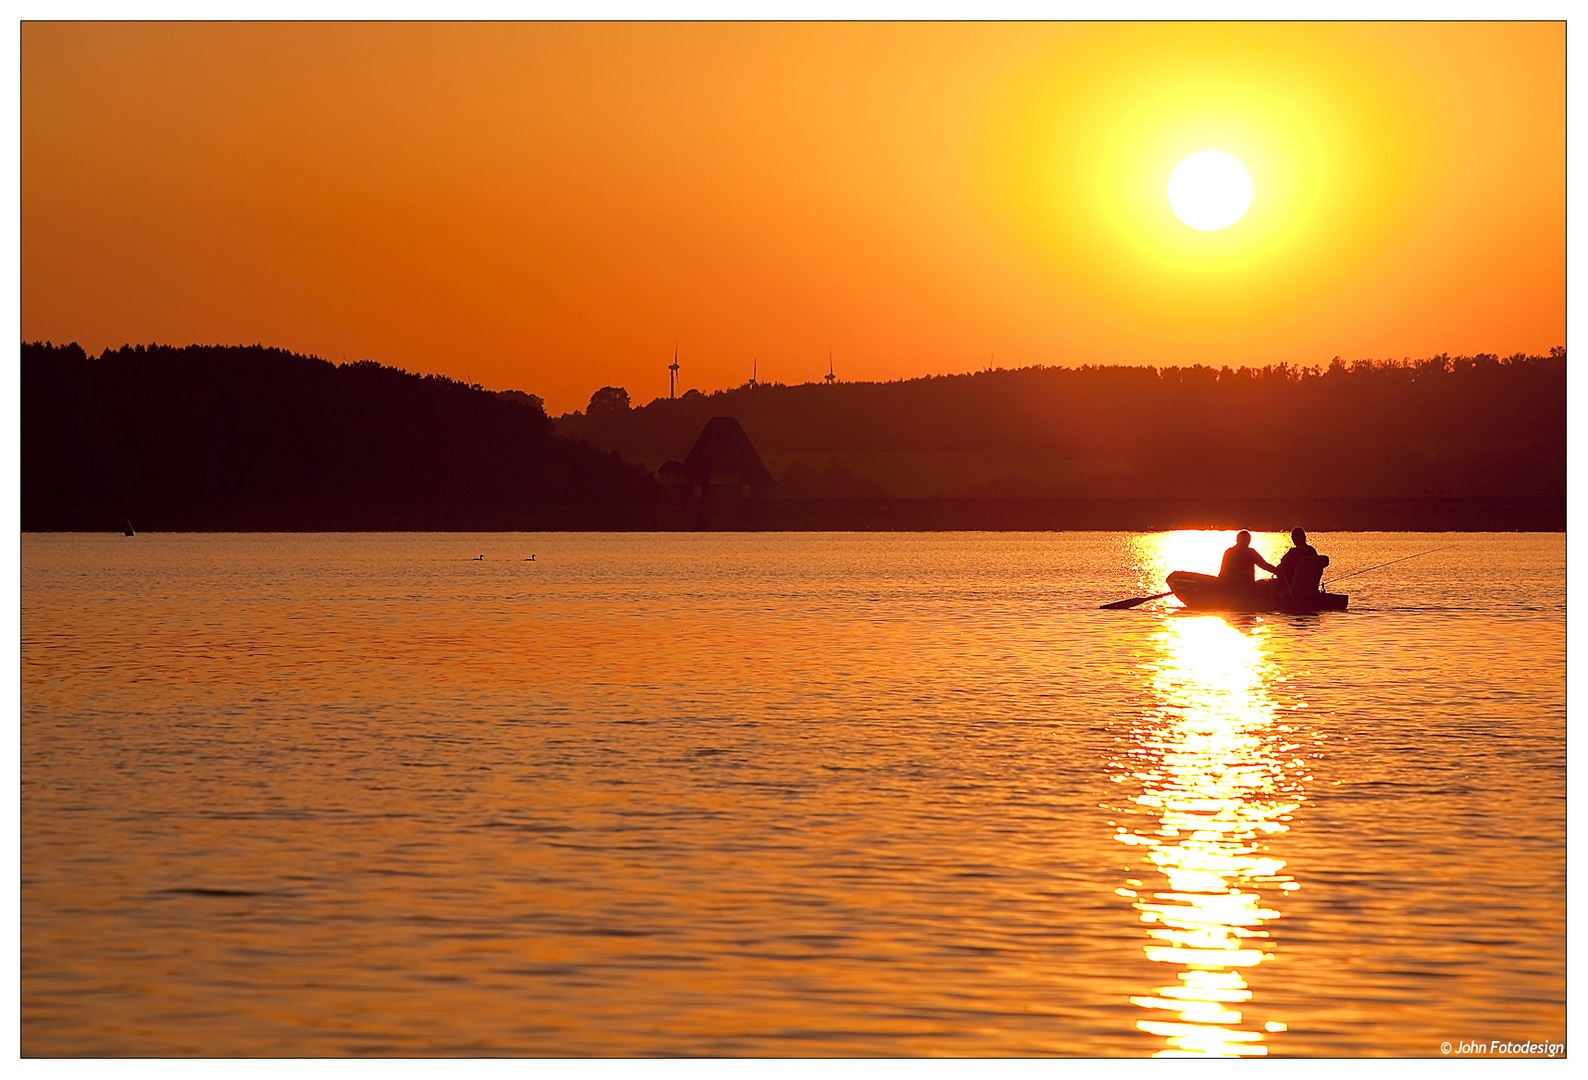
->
[{"left": 1322, "top": 545, "right": 1453, "bottom": 586}]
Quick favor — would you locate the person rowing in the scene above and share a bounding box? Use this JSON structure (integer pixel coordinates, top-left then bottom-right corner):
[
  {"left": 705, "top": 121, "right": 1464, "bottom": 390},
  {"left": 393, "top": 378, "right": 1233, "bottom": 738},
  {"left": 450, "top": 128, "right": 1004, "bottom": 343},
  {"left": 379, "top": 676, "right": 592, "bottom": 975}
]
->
[{"left": 1218, "top": 530, "right": 1279, "bottom": 596}]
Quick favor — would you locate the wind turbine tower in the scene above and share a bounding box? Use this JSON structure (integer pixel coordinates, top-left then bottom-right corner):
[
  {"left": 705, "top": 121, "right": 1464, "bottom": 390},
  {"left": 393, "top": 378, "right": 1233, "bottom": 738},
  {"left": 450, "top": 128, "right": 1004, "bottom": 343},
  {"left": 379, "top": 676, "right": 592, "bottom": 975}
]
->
[{"left": 825, "top": 349, "right": 836, "bottom": 384}]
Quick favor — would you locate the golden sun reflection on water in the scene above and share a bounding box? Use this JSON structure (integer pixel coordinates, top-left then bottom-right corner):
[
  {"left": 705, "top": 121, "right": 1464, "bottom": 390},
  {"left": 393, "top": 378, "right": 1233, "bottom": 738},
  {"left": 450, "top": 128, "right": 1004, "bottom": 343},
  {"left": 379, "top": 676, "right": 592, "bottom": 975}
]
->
[
  {"left": 1138, "top": 530, "right": 1237, "bottom": 586},
  {"left": 1109, "top": 552, "right": 1312, "bottom": 1055},
  {"left": 1128, "top": 528, "right": 1292, "bottom": 599}
]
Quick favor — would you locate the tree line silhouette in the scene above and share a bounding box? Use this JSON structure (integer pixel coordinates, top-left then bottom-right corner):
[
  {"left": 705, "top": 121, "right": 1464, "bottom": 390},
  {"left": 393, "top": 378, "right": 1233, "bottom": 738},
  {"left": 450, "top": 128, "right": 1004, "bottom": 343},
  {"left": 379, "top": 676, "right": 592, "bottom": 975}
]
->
[
  {"left": 23, "top": 342, "right": 655, "bottom": 530},
  {"left": 557, "top": 351, "right": 1566, "bottom": 500},
  {"left": 23, "top": 341, "right": 1564, "bottom": 530}
]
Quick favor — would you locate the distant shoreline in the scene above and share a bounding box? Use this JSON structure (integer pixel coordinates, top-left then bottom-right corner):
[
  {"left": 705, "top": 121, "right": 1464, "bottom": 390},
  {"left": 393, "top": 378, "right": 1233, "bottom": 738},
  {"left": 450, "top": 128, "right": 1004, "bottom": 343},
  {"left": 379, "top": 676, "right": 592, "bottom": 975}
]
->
[
  {"left": 749, "top": 496, "right": 1567, "bottom": 533},
  {"left": 24, "top": 496, "right": 1565, "bottom": 533}
]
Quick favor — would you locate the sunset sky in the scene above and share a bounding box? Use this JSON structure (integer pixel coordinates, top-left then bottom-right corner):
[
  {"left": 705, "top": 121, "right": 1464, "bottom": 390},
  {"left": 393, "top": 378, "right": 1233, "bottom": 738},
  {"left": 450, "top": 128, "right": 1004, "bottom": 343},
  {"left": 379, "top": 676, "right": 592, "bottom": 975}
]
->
[{"left": 22, "top": 21, "right": 1563, "bottom": 414}]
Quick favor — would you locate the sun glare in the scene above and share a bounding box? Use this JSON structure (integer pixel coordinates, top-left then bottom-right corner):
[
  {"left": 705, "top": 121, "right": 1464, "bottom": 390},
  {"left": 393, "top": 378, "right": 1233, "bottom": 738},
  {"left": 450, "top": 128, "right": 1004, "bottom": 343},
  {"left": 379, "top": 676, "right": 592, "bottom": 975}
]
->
[{"left": 1168, "top": 151, "right": 1253, "bottom": 231}]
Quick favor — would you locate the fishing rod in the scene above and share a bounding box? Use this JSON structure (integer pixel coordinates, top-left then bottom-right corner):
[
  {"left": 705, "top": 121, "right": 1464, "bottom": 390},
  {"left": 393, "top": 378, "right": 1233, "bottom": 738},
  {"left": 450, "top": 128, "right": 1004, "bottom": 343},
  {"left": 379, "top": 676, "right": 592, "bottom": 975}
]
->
[{"left": 1323, "top": 545, "right": 1453, "bottom": 586}]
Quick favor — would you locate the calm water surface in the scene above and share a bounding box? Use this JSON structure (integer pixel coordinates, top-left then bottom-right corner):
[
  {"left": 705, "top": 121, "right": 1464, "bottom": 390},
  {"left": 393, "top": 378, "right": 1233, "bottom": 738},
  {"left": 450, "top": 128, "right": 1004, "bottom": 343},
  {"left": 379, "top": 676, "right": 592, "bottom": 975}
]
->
[{"left": 21, "top": 532, "right": 1565, "bottom": 1056}]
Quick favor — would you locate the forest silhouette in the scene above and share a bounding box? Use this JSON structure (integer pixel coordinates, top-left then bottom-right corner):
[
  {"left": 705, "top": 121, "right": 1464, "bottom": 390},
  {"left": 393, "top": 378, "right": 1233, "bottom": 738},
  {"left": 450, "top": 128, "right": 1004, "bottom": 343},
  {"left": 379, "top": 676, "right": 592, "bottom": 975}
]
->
[
  {"left": 558, "top": 351, "right": 1565, "bottom": 502},
  {"left": 23, "top": 342, "right": 654, "bottom": 530},
  {"left": 22, "top": 342, "right": 1564, "bottom": 531}
]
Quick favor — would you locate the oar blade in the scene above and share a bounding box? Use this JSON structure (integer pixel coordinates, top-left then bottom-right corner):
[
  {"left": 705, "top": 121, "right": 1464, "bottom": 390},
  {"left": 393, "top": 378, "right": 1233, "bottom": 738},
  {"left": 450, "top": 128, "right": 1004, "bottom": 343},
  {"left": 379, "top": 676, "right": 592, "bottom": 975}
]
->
[{"left": 1099, "top": 591, "right": 1170, "bottom": 610}]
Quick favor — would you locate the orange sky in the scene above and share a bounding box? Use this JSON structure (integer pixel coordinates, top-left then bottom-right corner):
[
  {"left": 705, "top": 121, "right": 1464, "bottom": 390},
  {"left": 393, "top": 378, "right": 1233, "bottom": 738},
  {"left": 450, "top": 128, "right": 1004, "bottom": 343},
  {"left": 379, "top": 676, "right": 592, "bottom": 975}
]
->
[{"left": 22, "top": 22, "right": 1563, "bottom": 414}]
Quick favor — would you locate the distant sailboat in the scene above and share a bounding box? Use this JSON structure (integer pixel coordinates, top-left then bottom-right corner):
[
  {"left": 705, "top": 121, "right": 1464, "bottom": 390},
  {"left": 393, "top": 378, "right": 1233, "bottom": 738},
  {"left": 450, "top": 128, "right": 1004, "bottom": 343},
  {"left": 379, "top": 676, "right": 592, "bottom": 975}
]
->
[{"left": 122, "top": 519, "right": 135, "bottom": 537}]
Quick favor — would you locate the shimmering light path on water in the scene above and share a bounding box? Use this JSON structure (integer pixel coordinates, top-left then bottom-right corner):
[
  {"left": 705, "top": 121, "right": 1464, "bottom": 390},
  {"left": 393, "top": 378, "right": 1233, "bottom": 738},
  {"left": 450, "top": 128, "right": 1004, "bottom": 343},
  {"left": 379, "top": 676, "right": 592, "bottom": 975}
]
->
[
  {"left": 21, "top": 532, "right": 1564, "bottom": 1055},
  {"left": 1116, "top": 604, "right": 1305, "bottom": 1055}
]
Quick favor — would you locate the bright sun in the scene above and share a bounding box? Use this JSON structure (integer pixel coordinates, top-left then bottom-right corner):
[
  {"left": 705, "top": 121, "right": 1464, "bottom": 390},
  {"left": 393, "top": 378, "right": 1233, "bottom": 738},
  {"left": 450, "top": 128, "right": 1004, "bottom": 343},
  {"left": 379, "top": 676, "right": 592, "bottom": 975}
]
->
[{"left": 1167, "top": 151, "right": 1253, "bottom": 231}]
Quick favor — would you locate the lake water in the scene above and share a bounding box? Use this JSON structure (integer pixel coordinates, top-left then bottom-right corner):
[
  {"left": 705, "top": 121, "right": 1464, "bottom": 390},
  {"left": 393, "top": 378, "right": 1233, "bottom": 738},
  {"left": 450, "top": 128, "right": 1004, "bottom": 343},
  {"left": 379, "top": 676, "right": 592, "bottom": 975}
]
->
[{"left": 20, "top": 531, "right": 1565, "bottom": 1057}]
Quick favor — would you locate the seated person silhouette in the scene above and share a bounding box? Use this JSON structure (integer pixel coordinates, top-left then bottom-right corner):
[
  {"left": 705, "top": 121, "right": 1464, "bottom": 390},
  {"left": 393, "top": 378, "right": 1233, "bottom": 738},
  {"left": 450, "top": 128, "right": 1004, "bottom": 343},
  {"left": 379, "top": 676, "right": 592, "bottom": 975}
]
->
[
  {"left": 1275, "top": 528, "right": 1329, "bottom": 597},
  {"left": 1218, "top": 530, "right": 1278, "bottom": 595}
]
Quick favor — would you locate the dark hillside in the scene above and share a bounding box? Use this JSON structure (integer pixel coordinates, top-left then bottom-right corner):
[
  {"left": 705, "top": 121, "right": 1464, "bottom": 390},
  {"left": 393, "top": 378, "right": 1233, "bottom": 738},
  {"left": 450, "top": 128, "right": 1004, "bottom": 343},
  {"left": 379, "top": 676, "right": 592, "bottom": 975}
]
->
[
  {"left": 555, "top": 351, "right": 1566, "bottom": 501},
  {"left": 23, "top": 342, "right": 655, "bottom": 530}
]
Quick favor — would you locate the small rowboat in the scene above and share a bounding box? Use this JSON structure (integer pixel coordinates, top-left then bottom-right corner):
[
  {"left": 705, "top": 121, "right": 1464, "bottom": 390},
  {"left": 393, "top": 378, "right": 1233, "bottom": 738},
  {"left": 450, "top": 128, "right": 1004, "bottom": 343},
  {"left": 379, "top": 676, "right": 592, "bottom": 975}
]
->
[{"left": 1166, "top": 571, "right": 1348, "bottom": 614}]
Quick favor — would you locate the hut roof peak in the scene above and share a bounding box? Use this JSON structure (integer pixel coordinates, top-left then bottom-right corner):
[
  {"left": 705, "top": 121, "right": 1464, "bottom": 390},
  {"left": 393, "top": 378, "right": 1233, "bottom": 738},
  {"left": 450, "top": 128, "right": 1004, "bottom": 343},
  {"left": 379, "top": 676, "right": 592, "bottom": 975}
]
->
[{"left": 681, "top": 416, "right": 774, "bottom": 485}]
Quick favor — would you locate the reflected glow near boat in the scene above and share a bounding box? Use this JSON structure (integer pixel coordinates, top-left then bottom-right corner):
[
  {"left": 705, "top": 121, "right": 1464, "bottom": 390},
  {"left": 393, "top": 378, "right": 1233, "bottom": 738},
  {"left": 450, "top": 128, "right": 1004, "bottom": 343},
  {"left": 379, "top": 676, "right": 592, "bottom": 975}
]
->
[
  {"left": 1139, "top": 530, "right": 1235, "bottom": 592},
  {"left": 1110, "top": 540, "right": 1311, "bottom": 1055}
]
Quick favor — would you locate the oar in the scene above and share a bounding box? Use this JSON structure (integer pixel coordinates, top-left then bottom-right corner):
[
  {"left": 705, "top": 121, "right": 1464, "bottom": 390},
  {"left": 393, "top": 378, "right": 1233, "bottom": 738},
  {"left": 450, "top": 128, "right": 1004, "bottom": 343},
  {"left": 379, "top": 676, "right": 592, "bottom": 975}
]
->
[
  {"left": 1323, "top": 545, "right": 1453, "bottom": 586},
  {"left": 1099, "top": 590, "right": 1173, "bottom": 610}
]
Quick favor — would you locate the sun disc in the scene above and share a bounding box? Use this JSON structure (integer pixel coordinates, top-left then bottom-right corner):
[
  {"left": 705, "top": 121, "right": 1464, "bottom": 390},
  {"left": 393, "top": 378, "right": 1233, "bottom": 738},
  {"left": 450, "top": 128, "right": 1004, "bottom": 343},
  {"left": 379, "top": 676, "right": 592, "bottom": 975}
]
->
[{"left": 1167, "top": 151, "right": 1253, "bottom": 231}]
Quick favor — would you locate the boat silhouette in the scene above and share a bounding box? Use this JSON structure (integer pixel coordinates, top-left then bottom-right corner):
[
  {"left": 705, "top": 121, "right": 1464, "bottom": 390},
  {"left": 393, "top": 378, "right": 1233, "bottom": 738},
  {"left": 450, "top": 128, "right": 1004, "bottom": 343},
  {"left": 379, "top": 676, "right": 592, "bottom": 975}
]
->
[{"left": 1166, "top": 554, "right": 1346, "bottom": 613}]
